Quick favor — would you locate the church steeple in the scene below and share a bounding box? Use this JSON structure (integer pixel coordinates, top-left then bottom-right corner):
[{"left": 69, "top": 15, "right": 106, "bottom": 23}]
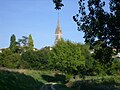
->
[{"left": 55, "top": 16, "right": 62, "bottom": 44}]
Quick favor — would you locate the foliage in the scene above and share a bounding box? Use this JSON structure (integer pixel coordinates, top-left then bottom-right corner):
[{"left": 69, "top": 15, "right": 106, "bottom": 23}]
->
[
  {"left": 0, "top": 49, "right": 21, "bottom": 68},
  {"left": 2, "top": 48, "right": 13, "bottom": 56},
  {"left": 71, "top": 76, "right": 120, "bottom": 90},
  {"left": 0, "top": 48, "right": 28, "bottom": 69},
  {"left": 1, "top": 35, "right": 118, "bottom": 76},
  {"left": 9, "top": 34, "right": 17, "bottom": 52},
  {"left": 81, "top": 44, "right": 94, "bottom": 69},
  {"left": 109, "top": 58, "right": 120, "bottom": 75},
  {"left": 16, "top": 35, "right": 35, "bottom": 53},
  {"left": 2, "top": 53, "right": 21, "bottom": 68},
  {"left": 0, "top": 70, "right": 43, "bottom": 90},
  {"left": 0, "top": 53, "right": 3, "bottom": 66},
  {"left": 21, "top": 48, "right": 50, "bottom": 69},
  {"left": 73, "top": 0, "right": 120, "bottom": 53},
  {"left": 37, "top": 46, "right": 51, "bottom": 69},
  {"left": 21, "top": 50, "right": 39, "bottom": 69},
  {"left": 28, "top": 34, "right": 34, "bottom": 50},
  {"left": 53, "top": 0, "right": 120, "bottom": 72},
  {"left": 73, "top": 0, "right": 120, "bottom": 71},
  {"left": 92, "top": 60, "right": 107, "bottom": 76},
  {"left": 49, "top": 39, "right": 85, "bottom": 75},
  {"left": 93, "top": 45, "right": 113, "bottom": 66},
  {"left": 92, "top": 46, "right": 113, "bottom": 74},
  {"left": 18, "top": 36, "right": 28, "bottom": 47},
  {"left": 53, "top": 0, "right": 64, "bottom": 10},
  {"left": 0, "top": 69, "right": 120, "bottom": 90},
  {"left": 0, "top": 49, "right": 13, "bottom": 66}
]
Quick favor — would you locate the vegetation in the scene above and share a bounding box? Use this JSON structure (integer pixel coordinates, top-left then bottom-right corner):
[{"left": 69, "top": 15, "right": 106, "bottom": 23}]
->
[
  {"left": 28, "top": 34, "right": 34, "bottom": 50},
  {"left": 53, "top": 0, "right": 64, "bottom": 10},
  {"left": 73, "top": 0, "right": 120, "bottom": 73},
  {"left": 53, "top": 0, "right": 120, "bottom": 52},
  {"left": 49, "top": 39, "right": 86, "bottom": 75},
  {"left": 0, "top": 69, "right": 120, "bottom": 90},
  {"left": 0, "top": 37, "right": 120, "bottom": 76},
  {"left": 71, "top": 76, "right": 120, "bottom": 90},
  {"left": 0, "top": 0, "right": 119, "bottom": 89},
  {"left": 9, "top": 34, "right": 17, "bottom": 52},
  {"left": 53, "top": 0, "right": 120, "bottom": 73},
  {"left": 0, "top": 36, "right": 120, "bottom": 89},
  {"left": 0, "top": 69, "right": 43, "bottom": 90},
  {"left": 17, "top": 36, "right": 28, "bottom": 48},
  {"left": 73, "top": 0, "right": 120, "bottom": 50}
]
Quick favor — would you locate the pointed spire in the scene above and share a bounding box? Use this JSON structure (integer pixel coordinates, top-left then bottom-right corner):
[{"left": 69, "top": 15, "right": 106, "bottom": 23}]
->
[
  {"left": 55, "top": 13, "right": 62, "bottom": 45},
  {"left": 55, "top": 13, "right": 62, "bottom": 34},
  {"left": 57, "top": 13, "right": 60, "bottom": 28}
]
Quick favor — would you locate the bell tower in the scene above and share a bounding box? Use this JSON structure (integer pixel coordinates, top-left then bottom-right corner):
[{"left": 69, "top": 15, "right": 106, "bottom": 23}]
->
[{"left": 55, "top": 17, "right": 62, "bottom": 44}]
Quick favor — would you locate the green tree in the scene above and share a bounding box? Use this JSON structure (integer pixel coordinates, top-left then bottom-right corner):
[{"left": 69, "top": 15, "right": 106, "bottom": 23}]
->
[
  {"left": 18, "top": 36, "right": 28, "bottom": 47},
  {"left": 2, "top": 48, "right": 13, "bottom": 58},
  {"left": 9, "top": 34, "right": 16, "bottom": 52},
  {"left": 81, "top": 44, "right": 94, "bottom": 69},
  {"left": 21, "top": 47, "right": 51, "bottom": 70},
  {"left": 2, "top": 53, "right": 21, "bottom": 68},
  {"left": 36, "top": 47, "right": 51, "bottom": 69},
  {"left": 49, "top": 39, "right": 85, "bottom": 75},
  {"left": 53, "top": 0, "right": 120, "bottom": 69},
  {"left": 28, "top": 34, "right": 34, "bottom": 50},
  {"left": 73, "top": 0, "right": 120, "bottom": 71},
  {"left": 21, "top": 50, "right": 38, "bottom": 69},
  {"left": 17, "top": 36, "right": 29, "bottom": 52},
  {"left": 0, "top": 49, "right": 21, "bottom": 68},
  {"left": 92, "top": 45, "right": 114, "bottom": 75},
  {"left": 73, "top": 0, "right": 120, "bottom": 53}
]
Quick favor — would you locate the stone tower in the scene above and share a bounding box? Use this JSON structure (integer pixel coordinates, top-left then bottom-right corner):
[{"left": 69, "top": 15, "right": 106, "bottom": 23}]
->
[{"left": 55, "top": 18, "right": 62, "bottom": 44}]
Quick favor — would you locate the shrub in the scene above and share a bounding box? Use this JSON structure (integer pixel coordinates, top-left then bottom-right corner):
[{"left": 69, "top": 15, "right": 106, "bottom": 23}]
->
[{"left": 2, "top": 53, "right": 21, "bottom": 68}]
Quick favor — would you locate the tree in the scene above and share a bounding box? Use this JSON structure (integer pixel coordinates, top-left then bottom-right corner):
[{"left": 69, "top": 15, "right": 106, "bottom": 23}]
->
[
  {"left": 21, "top": 48, "right": 50, "bottom": 69},
  {"left": 17, "top": 36, "right": 29, "bottom": 52},
  {"left": 53, "top": 0, "right": 119, "bottom": 51},
  {"left": 28, "top": 34, "right": 34, "bottom": 50},
  {"left": 9, "top": 34, "right": 16, "bottom": 52},
  {"left": 53, "top": 0, "right": 120, "bottom": 68},
  {"left": 2, "top": 53, "right": 21, "bottom": 68},
  {"left": 53, "top": 0, "right": 64, "bottom": 10},
  {"left": 49, "top": 39, "right": 85, "bottom": 75},
  {"left": 81, "top": 44, "right": 94, "bottom": 69},
  {"left": 18, "top": 36, "right": 28, "bottom": 47},
  {"left": 109, "top": 0, "right": 120, "bottom": 53},
  {"left": 21, "top": 50, "right": 39, "bottom": 69},
  {"left": 73, "top": 0, "right": 120, "bottom": 53},
  {"left": 0, "top": 48, "right": 13, "bottom": 66},
  {"left": 0, "top": 48, "right": 21, "bottom": 68},
  {"left": 73, "top": 0, "right": 120, "bottom": 69}
]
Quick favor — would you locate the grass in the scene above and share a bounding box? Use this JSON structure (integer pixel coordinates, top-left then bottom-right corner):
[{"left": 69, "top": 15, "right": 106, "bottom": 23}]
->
[
  {"left": 17, "top": 69, "right": 53, "bottom": 83},
  {"left": 0, "top": 68, "right": 120, "bottom": 90},
  {"left": 0, "top": 70, "right": 43, "bottom": 90},
  {"left": 71, "top": 76, "right": 120, "bottom": 90}
]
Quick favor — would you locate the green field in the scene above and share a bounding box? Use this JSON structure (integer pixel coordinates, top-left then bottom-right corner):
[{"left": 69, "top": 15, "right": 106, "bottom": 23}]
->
[{"left": 0, "top": 69, "right": 120, "bottom": 90}]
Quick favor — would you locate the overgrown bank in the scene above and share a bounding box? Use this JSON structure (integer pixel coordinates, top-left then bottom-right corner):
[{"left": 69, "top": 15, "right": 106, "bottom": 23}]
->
[{"left": 0, "top": 69, "right": 120, "bottom": 90}]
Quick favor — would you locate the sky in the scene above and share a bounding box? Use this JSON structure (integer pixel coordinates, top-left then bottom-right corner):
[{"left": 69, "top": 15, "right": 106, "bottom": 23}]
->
[
  {"left": 0, "top": 0, "right": 85, "bottom": 49},
  {"left": 0, "top": 0, "right": 109, "bottom": 49}
]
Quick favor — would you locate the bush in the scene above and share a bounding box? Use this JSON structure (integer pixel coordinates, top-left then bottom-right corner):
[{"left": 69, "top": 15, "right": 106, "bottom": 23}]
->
[
  {"left": 48, "top": 39, "right": 86, "bottom": 75},
  {"left": 72, "top": 76, "right": 120, "bottom": 90},
  {"left": 2, "top": 53, "right": 21, "bottom": 68},
  {"left": 21, "top": 48, "right": 50, "bottom": 70}
]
